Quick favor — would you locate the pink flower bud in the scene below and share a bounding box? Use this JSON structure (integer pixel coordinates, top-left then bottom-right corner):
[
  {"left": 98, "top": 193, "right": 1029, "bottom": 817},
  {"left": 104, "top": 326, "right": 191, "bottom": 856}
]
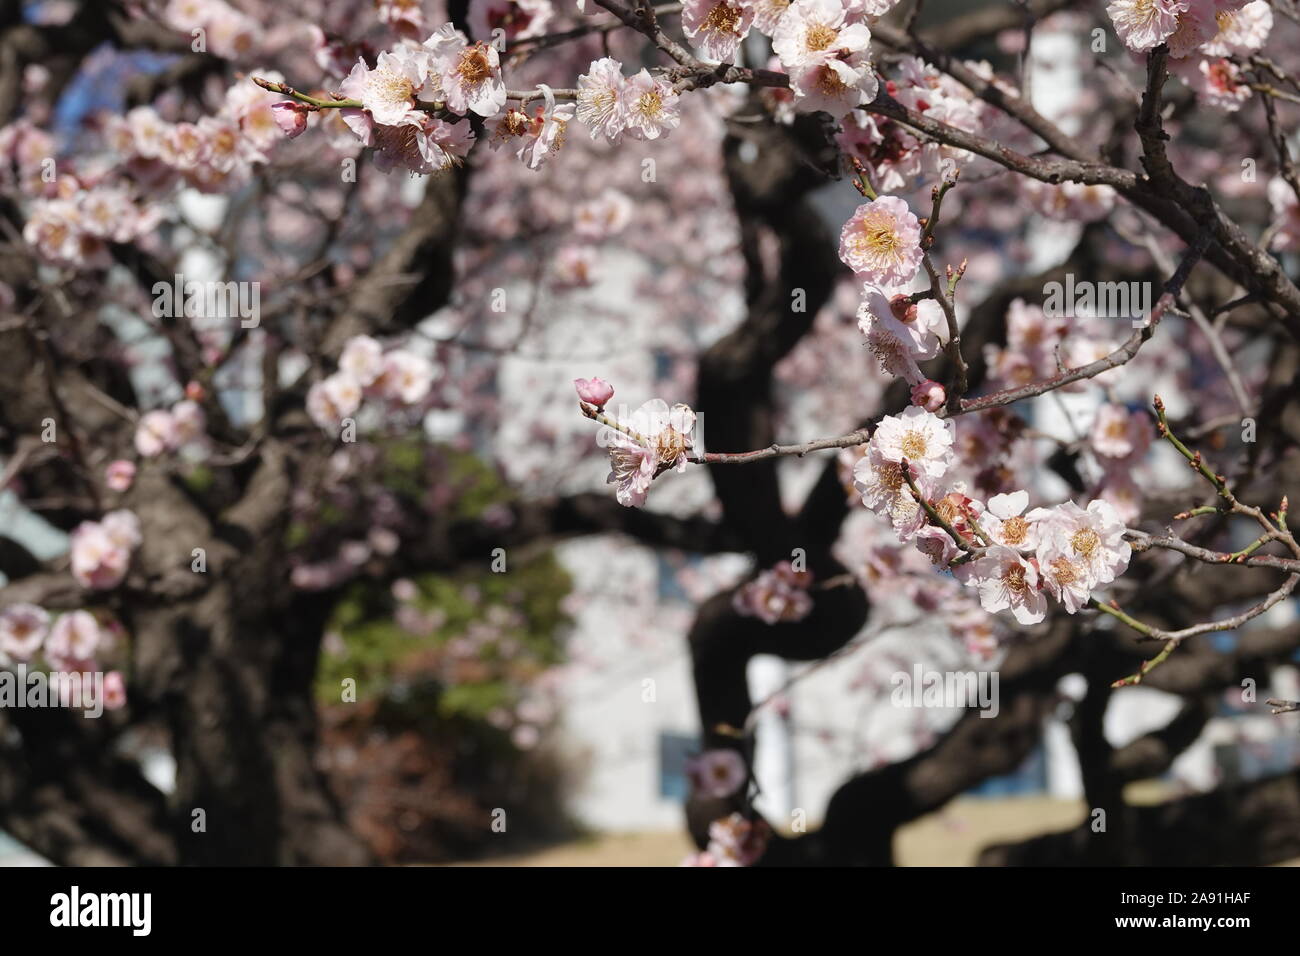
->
[
  {"left": 105, "top": 460, "right": 136, "bottom": 493},
  {"left": 574, "top": 377, "right": 614, "bottom": 408},
  {"left": 271, "top": 102, "right": 310, "bottom": 139},
  {"left": 889, "top": 294, "right": 918, "bottom": 323},
  {"left": 911, "top": 379, "right": 946, "bottom": 412}
]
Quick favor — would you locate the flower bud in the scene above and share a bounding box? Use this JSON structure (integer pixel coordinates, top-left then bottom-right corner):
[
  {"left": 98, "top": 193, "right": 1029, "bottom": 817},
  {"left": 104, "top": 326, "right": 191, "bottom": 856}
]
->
[
  {"left": 911, "top": 379, "right": 946, "bottom": 412},
  {"left": 574, "top": 377, "right": 614, "bottom": 408}
]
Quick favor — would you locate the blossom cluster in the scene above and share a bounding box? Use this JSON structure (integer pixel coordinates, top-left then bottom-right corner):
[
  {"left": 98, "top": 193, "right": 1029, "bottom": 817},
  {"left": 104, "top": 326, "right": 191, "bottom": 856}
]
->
[
  {"left": 0, "top": 604, "right": 127, "bottom": 708},
  {"left": 731, "top": 560, "right": 814, "bottom": 623},
  {"left": 70, "top": 510, "right": 143, "bottom": 592},
  {"left": 851, "top": 407, "right": 1132, "bottom": 625},
  {"left": 1107, "top": 0, "right": 1273, "bottom": 112},
  {"left": 162, "top": 0, "right": 258, "bottom": 59},
  {"left": 134, "top": 398, "right": 208, "bottom": 459},
  {"left": 307, "top": 335, "right": 439, "bottom": 431},
  {"left": 597, "top": 398, "right": 698, "bottom": 508}
]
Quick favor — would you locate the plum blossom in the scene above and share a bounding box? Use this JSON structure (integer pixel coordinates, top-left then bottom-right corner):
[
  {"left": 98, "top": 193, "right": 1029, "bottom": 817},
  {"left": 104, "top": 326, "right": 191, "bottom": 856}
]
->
[
  {"left": 1032, "top": 500, "right": 1131, "bottom": 589},
  {"left": 517, "top": 86, "right": 575, "bottom": 170},
  {"left": 687, "top": 749, "right": 748, "bottom": 797},
  {"left": 134, "top": 409, "right": 178, "bottom": 457},
  {"left": 1201, "top": 0, "right": 1271, "bottom": 57},
  {"left": 981, "top": 491, "right": 1041, "bottom": 552},
  {"left": 340, "top": 335, "right": 385, "bottom": 387},
  {"left": 575, "top": 58, "right": 627, "bottom": 142},
  {"left": 839, "top": 197, "right": 922, "bottom": 287},
  {"left": 733, "top": 561, "right": 814, "bottom": 623},
  {"left": 573, "top": 188, "right": 633, "bottom": 239},
  {"left": 103, "top": 671, "right": 128, "bottom": 710},
  {"left": 910, "top": 379, "right": 946, "bottom": 412},
  {"left": 682, "top": 0, "right": 755, "bottom": 62},
  {"left": 772, "top": 0, "right": 877, "bottom": 117},
  {"left": 440, "top": 41, "right": 507, "bottom": 117},
  {"left": 344, "top": 49, "right": 428, "bottom": 126},
  {"left": 574, "top": 377, "right": 615, "bottom": 407},
  {"left": 870, "top": 405, "right": 954, "bottom": 479},
  {"left": 45, "top": 610, "right": 101, "bottom": 665},
  {"left": 1090, "top": 404, "right": 1152, "bottom": 462},
  {"left": 70, "top": 512, "right": 141, "bottom": 590},
  {"left": 270, "top": 101, "right": 310, "bottom": 139},
  {"left": 0, "top": 603, "right": 50, "bottom": 661},
  {"left": 1106, "top": 0, "right": 1187, "bottom": 53},
  {"left": 952, "top": 545, "right": 1047, "bottom": 625},
  {"left": 469, "top": 0, "right": 554, "bottom": 42},
  {"left": 707, "top": 813, "right": 771, "bottom": 866},
  {"left": 552, "top": 244, "right": 599, "bottom": 287},
  {"left": 620, "top": 70, "right": 681, "bottom": 141},
  {"left": 105, "top": 460, "right": 136, "bottom": 492},
  {"left": 307, "top": 372, "right": 363, "bottom": 428},
  {"left": 379, "top": 350, "right": 437, "bottom": 404},
  {"left": 604, "top": 399, "right": 696, "bottom": 507}
]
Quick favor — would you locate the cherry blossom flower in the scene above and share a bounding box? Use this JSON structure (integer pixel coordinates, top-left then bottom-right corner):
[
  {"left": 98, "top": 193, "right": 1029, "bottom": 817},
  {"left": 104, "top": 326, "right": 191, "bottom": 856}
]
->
[
  {"left": 620, "top": 70, "right": 680, "bottom": 140},
  {"left": 576, "top": 58, "right": 627, "bottom": 142},
  {"left": 0, "top": 603, "right": 50, "bottom": 661},
  {"left": 1106, "top": 0, "right": 1188, "bottom": 53},
  {"left": 870, "top": 405, "right": 954, "bottom": 479},
  {"left": 952, "top": 545, "right": 1047, "bottom": 625},
  {"left": 687, "top": 749, "right": 748, "bottom": 797},
  {"left": 380, "top": 350, "right": 437, "bottom": 404},
  {"left": 1182, "top": 57, "right": 1251, "bottom": 111},
  {"left": 682, "top": 0, "right": 755, "bottom": 62},
  {"left": 378, "top": 0, "right": 427, "bottom": 36},
  {"left": 373, "top": 114, "right": 476, "bottom": 176},
  {"left": 45, "top": 610, "right": 100, "bottom": 665},
  {"left": 839, "top": 197, "right": 922, "bottom": 287},
  {"left": 102, "top": 510, "right": 143, "bottom": 551},
  {"left": 574, "top": 377, "right": 615, "bottom": 407},
  {"left": 105, "top": 460, "right": 136, "bottom": 493},
  {"left": 604, "top": 399, "right": 696, "bottom": 507},
  {"left": 981, "top": 490, "right": 1041, "bottom": 552},
  {"left": 853, "top": 444, "right": 909, "bottom": 513}
]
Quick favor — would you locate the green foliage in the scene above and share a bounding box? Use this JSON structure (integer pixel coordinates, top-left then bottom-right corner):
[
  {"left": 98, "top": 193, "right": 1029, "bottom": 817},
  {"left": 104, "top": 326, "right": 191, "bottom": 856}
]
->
[{"left": 314, "top": 549, "right": 572, "bottom": 723}]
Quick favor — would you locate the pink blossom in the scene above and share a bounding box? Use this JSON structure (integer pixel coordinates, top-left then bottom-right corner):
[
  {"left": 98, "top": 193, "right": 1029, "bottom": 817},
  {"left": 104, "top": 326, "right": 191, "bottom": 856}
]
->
[
  {"left": 0, "top": 603, "right": 50, "bottom": 661},
  {"left": 45, "top": 610, "right": 101, "bottom": 664},
  {"left": 575, "top": 57, "right": 627, "bottom": 142},
  {"left": 682, "top": 0, "right": 755, "bottom": 62},
  {"left": 70, "top": 521, "right": 132, "bottom": 590},
  {"left": 687, "top": 749, "right": 748, "bottom": 798},
  {"left": 105, "top": 460, "right": 136, "bottom": 493},
  {"left": 619, "top": 70, "right": 680, "bottom": 141},
  {"left": 270, "top": 102, "right": 310, "bottom": 139},
  {"left": 1106, "top": 0, "right": 1187, "bottom": 53},
  {"left": 574, "top": 377, "right": 615, "bottom": 407},
  {"left": 910, "top": 379, "right": 946, "bottom": 412},
  {"left": 134, "top": 409, "right": 178, "bottom": 457},
  {"left": 839, "top": 197, "right": 923, "bottom": 287},
  {"left": 952, "top": 545, "right": 1047, "bottom": 625},
  {"left": 870, "top": 405, "right": 954, "bottom": 479},
  {"left": 103, "top": 671, "right": 128, "bottom": 711}
]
